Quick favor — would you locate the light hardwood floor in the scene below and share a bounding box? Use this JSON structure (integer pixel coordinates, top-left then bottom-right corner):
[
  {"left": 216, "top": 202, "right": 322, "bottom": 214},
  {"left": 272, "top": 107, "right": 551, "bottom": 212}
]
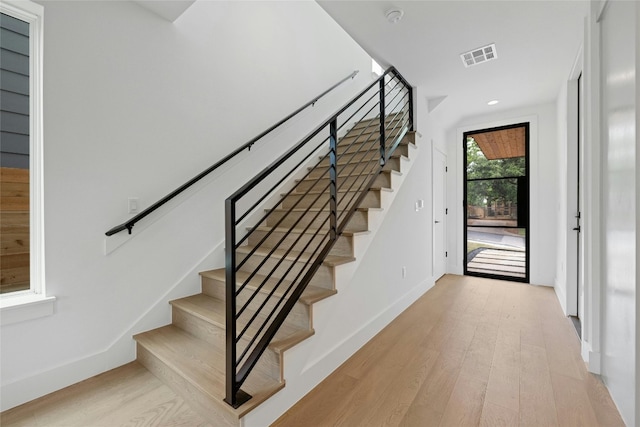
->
[
  {"left": 0, "top": 362, "right": 214, "bottom": 427},
  {"left": 1, "top": 275, "right": 626, "bottom": 426},
  {"left": 272, "top": 275, "right": 625, "bottom": 427}
]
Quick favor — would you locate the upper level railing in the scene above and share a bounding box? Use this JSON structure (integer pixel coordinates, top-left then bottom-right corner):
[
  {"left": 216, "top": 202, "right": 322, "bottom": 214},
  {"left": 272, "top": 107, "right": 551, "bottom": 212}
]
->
[
  {"left": 105, "top": 70, "right": 359, "bottom": 236},
  {"left": 224, "top": 67, "right": 413, "bottom": 407}
]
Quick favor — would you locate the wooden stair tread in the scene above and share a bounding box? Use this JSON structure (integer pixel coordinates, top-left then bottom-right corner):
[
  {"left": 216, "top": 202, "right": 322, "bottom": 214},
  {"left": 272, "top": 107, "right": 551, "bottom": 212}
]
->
[
  {"left": 310, "top": 155, "right": 407, "bottom": 170},
  {"left": 267, "top": 206, "right": 382, "bottom": 213},
  {"left": 319, "top": 151, "right": 403, "bottom": 163},
  {"left": 248, "top": 225, "right": 370, "bottom": 237},
  {"left": 295, "top": 168, "right": 391, "bottom": 180},
  {"left": 134, "top": 325, "right": 284, "bottom": 418},
  {"left": 296, "top": 169, "right": 401, "bottom": 183},
  {"left": 284, "top": 186, "right": 392, "bottom": 196},
  {"left": 236, "top": 244, "right": 355, "bottom": 267},
  {"left": 199, "top": 268, "right": 337, "bottom": 305},
  {"left": 169, "top": 294, "right": 306, "bottom": 344}
]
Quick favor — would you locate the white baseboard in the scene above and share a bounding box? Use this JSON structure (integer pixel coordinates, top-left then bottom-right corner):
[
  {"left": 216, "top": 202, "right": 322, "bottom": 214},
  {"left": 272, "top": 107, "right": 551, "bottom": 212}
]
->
[{"left": 553, "top": 279, "right": 568, "bottom": 316}]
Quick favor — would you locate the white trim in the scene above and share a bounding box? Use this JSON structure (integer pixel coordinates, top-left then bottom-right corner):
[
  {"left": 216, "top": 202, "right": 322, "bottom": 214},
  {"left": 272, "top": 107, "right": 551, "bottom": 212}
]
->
[
  {"left": 0, "top": 294, "right": 55, "bottom": 326},
  {"left": 0, "top": 0, "right": 50, "bottom": 321},
  {"left": 581, "top": 2, "right": 603, "bottom": 373}
]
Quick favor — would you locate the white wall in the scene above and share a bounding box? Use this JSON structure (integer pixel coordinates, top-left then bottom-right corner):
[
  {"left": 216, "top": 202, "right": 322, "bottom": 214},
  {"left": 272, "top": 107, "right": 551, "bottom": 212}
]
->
[
  {"left": 598, "top": 1, "right": 637, "bottom": 424},
  {"left": 447, "top": 103, "right": 558, "bottom": 286},
  {"left": 0, "top": 0, "right": 373, "bottom": 410}
]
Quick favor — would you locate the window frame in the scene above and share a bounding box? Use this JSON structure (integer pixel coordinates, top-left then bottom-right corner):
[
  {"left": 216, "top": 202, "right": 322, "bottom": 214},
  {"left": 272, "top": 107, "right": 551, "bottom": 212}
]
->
[{"left": 0, "top": 0, "right": 53, "bottom": 325}]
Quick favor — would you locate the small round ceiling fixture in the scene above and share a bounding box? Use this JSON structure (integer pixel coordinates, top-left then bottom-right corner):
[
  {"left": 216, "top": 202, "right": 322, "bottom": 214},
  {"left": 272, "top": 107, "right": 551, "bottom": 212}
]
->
[
  {"left": 487, "top": 100, "right": 499, "bottom": 106},
  {"left": 386, "top": 8, "right": 404, "bottom": 24}
]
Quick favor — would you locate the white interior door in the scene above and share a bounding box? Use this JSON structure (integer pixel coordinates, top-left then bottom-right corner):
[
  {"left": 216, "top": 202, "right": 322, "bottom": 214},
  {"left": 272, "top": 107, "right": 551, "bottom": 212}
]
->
[{"left": 433, "top": 148, "right": 447, "bottom": 280}]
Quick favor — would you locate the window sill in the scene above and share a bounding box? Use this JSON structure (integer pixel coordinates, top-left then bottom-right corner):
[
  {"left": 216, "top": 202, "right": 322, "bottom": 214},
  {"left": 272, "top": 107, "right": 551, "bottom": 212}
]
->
[{"left": 0, "top": 293, "right": 56, "bottom": 326}]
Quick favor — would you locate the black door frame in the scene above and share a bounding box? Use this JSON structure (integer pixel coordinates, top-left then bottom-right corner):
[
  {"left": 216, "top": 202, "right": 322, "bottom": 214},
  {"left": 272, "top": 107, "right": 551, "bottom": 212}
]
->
[{"left": 463, "top": 122, "right": 530, "bottom": 283}]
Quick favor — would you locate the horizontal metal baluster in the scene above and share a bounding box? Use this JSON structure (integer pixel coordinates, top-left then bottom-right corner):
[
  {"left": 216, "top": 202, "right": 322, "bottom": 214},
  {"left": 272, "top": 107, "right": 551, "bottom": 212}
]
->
[
  {"left": 236, "top": 231, "right": 331, "bottom": 365},
  {"left": 235, "top": 136, "right": 332, "bottom": 249},
  {"left": 235, "top": 179, "right": 332, "bottom": 294},
  {"left": 235, "top": 135, "right": 331, "bottom": 225},
  {"left": 236, "top": 229, "right": 331, "bottom": 370},
  {"left": 236, "top": 197, "right": 333, "bottom": 317}
]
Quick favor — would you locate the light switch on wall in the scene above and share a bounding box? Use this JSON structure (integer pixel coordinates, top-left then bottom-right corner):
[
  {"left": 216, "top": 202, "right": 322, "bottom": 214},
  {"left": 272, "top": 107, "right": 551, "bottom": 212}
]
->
[{"left": 128, "top": 197, "right": 139, "bottom": 214}]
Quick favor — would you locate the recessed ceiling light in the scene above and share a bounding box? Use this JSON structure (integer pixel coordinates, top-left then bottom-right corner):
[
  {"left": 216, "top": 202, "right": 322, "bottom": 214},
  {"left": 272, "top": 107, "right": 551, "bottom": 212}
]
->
[
  {"left": 487, "top": 100, "right": 499, "bottom": 106},
  {"left": 386, "top": 9, "right": 404, "bottom": 24}
]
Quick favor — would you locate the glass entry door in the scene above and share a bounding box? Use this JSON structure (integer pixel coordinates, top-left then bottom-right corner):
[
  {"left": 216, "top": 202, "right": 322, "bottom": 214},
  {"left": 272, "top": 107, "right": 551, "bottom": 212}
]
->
[{"left": 464, "top": 123, "right": 529, "bottom": 282}]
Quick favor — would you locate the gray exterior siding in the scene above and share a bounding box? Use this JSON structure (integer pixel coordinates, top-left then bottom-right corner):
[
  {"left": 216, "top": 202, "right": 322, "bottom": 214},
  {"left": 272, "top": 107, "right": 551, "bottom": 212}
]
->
[{"left": 0, "top": 12, "right": 30, "bottom": 169}]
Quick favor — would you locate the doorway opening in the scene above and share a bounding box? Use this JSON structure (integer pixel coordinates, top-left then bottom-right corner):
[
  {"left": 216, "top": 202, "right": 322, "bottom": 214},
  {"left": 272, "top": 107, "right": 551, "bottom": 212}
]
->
[
  {"left": 463, "top": 123, "right": 530, "bottom": 282},
  {"left": 569, "top": 72, "right": 583, "bottom": 338}
]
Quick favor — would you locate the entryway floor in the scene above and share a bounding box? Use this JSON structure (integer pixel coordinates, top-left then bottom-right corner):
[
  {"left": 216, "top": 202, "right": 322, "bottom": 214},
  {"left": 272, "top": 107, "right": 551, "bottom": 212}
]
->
[{"left": 273, "top": 274, "right": 625, "bottom": 426}]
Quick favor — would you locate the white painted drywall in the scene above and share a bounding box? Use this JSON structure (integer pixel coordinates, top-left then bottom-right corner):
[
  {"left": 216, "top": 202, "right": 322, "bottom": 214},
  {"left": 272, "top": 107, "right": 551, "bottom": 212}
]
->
[
  {"left": 598, "top": 1, "right": 637, "bottom": 424},
  {"left": 0, "top": 0, "right": 373, "bottom": 410},
  {"left": 447, "top": 103, "right": 559, "bottom": 286}
]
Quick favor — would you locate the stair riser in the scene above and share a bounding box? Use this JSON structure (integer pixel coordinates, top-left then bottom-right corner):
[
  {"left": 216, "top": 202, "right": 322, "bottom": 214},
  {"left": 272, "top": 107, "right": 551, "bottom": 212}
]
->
[
  {"left": 235, "top": 252, "right": 336, "bottom": 290},
  {"left": 199, "top": 277, "right": 311, "bottom": 331},
  {"left": 349, "top": 115, "right": 406, "bottom": 131},
  {"left": 295, "top": 172, "right": 391, "bottom": 193},
  {"left": 330, "top": 150, "right": 402, "bottom": 165},
  {"left": 170, "top": 308, "right": 283, "bottom": 383},
  {"left": 136, "top": 345, "right": 240, "bottom": 427},
  {"left": 279, "top": 189, "right": 381, "bottom": 211},
  {"left": 338, "top": 141, "right": 408, "bottom": 158},
  {"left": 247, "top": 229, "right": 354, "bottom": 258},
  {"left": 309, "top": 157, "right": 401, "bottom": 179},
  {"left": 264, "top": 208, "right": 368, "bottom": 230},
  {"left": 307, "top": 159, "right": 379, "bottom": 180}
]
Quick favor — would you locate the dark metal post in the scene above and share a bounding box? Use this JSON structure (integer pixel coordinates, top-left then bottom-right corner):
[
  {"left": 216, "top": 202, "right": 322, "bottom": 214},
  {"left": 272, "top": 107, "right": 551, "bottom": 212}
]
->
[
  {"left": 408, "top": 83, "right": 414, "bottom": 131},
  {"left": 329, "top": 119, "right": 338, "bottom": 241},
  {"left": 224, "top": 199, "right": 251, "bottom": 408},
  {"left": 379, "top": 77, "right": 387, "bottom": 166},
  {"left": 224, "top": 198, "right": 237, "bottom": 407}
]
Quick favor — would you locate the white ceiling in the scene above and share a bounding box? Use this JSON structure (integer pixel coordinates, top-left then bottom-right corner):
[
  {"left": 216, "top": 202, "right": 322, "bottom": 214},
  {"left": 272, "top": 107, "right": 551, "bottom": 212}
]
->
[{"left": 318, "top": 0, "right": 588, "bottom": 130}]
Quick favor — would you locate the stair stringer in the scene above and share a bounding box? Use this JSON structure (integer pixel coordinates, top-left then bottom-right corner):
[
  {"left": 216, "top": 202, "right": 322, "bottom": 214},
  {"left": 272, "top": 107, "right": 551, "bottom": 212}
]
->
[{"left": 242, "top": 138, "right": 434, "bottom": 426}]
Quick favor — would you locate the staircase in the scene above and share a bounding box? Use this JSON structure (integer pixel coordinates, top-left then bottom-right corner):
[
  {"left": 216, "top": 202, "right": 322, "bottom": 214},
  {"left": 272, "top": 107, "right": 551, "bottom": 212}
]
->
[{"left": 131, "top": 69, "right": 416, "bottom": 426}]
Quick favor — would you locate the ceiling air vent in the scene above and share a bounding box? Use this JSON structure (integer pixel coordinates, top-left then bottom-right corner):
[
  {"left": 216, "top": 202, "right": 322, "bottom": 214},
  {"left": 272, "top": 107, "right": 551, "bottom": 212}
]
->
[{"left": 460, "top": 43, "right": 497, "bottom": 68}]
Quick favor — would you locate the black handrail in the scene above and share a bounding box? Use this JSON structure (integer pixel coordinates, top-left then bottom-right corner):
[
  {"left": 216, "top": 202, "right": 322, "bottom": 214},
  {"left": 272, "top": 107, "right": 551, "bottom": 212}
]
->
[
  {"left": 224, "top": 66, "right": 413, "bottom": 407},
  {"left": 104, "top": 70, "right": 359, "bottom": 236}
]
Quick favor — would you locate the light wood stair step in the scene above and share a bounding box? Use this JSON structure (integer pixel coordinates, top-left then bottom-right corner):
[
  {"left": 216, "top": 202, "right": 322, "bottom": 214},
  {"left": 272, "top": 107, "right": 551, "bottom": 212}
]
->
[
  {"left": 170, "top": 294, "right": 308, "bottom": 350},
  {"left": 236, "top": 243, "right": 356, "bottom": 267},
  {"left": 200, "top": 268, "right": 337, "bottom": 306},
  {"left": 134, "top": 325, "right": 284, "bottom": 423}
]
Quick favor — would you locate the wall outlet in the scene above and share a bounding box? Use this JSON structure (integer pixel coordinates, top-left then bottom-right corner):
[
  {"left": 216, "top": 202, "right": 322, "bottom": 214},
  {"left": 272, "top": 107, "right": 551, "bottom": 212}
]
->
[
  {"left": 402, "top": 266, "right": 407, "bottom": 278},
  {"left": 128, "top": 197, "right": 139, "bottom": 214}
]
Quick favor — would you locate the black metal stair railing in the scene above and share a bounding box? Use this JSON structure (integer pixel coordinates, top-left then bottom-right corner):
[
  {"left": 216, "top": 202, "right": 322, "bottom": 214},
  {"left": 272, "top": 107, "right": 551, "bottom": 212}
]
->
[{"left": 224, "top": 67, "right": 414, "bottom": 407}]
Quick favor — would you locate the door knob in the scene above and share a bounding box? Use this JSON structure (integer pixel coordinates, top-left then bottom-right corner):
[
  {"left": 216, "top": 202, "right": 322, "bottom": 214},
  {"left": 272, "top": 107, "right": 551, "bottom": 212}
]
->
[
  {"left": 435, "top": 220, "right": 440, "bottom": 224},
  {"left": 573, "top": 226, "right": 581, "bottom": 232}
]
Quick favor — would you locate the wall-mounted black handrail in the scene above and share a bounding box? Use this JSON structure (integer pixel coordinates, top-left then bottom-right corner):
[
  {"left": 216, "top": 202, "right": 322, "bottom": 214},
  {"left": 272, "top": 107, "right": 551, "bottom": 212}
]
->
[
  {"left": 224, "top": 66, "right": 413, "bottom": 408},
  {"left": 104, "top": 70, "right": 359, "bottom": 236}
]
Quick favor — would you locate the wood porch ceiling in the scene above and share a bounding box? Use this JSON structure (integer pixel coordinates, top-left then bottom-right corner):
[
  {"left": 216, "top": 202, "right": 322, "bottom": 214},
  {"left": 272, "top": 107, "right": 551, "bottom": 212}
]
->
[{"left": 470, "top": 127, "right": 525, "bottom": 160}]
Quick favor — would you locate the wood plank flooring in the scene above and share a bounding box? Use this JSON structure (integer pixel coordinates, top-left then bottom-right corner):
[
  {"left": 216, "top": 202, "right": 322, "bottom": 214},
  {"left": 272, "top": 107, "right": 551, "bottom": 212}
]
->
[
  {"left": 273, "top": 275, "right": 625, "bottom": 427},
  {"left": 0, "top": 362, "right": 214, "bottom": 427},
  {"left": 1, "top": 275, "right": 625, "bottom": 427}
]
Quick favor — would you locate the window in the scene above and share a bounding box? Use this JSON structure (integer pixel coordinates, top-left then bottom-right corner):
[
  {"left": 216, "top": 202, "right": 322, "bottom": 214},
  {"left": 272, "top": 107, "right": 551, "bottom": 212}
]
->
[{"left": 0, "top": 0, "right": 52, "bottom": 324}]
